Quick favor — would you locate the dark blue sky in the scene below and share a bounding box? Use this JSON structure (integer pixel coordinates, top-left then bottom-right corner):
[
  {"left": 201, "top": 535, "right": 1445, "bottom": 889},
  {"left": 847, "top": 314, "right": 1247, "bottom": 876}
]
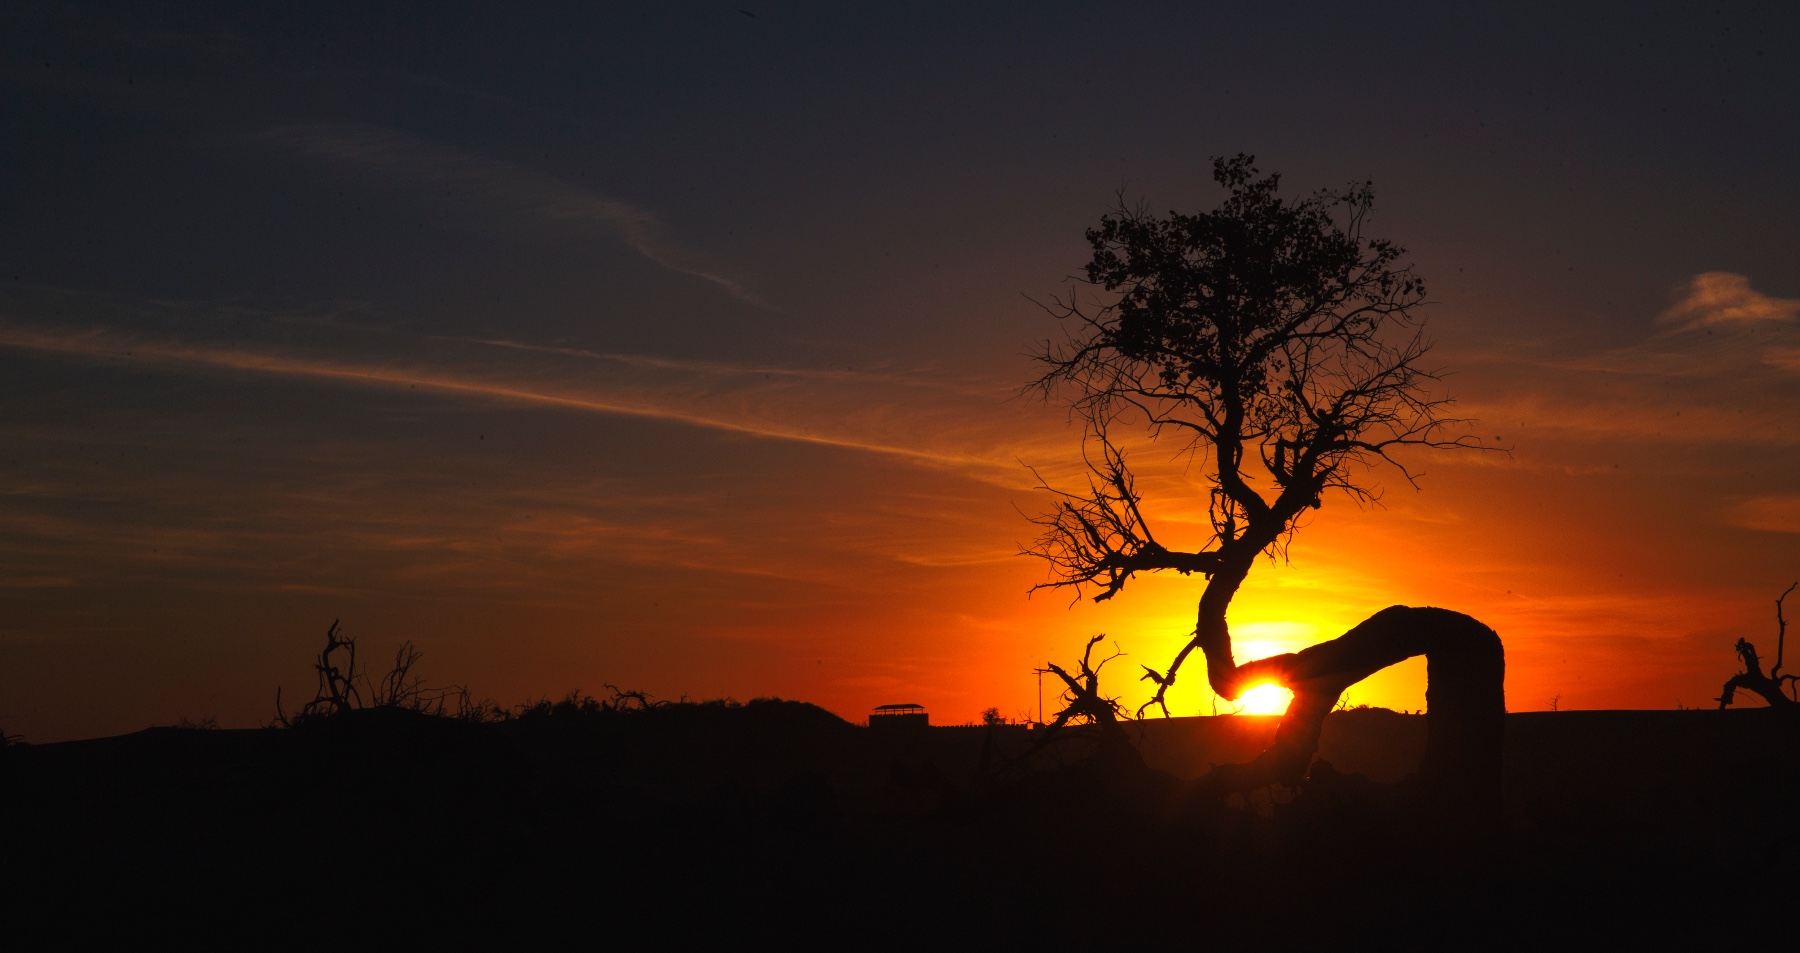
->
[{"left": 9, "top": 3, "right": 1796, "bottom": 348}]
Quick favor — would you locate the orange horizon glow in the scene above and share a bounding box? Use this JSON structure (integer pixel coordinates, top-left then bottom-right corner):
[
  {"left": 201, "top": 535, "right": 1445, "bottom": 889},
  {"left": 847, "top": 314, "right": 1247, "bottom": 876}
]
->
[{"left": 3, "top": 271, "right": 1799, "bottom": 741}]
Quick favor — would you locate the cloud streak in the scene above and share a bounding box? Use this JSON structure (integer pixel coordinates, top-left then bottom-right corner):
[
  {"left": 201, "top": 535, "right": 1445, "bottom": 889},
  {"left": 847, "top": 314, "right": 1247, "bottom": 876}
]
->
[
  {"left": 436, "top": 335, "right": 1001, "bottom": 395},
  {"left": 1725, "top": 496, "right": 1800, "bottom": 534},
  {"left": 0, "top": 322, "right": 1061, "bottom": 482},
  {"left": 258, "top": 123, "right": 769, "bottom": 307},
  {"left": 1451, "top": 272, "right": 1800, "bottom": 447},
  {"left": 1657, "top": 271, "right": 1800, "bottom": 331}
]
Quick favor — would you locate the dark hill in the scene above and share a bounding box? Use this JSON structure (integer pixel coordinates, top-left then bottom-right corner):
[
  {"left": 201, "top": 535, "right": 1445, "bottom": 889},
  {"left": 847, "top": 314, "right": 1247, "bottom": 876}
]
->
[{"left": 5, "top": 705, "right": 1798, "bottom": 946}]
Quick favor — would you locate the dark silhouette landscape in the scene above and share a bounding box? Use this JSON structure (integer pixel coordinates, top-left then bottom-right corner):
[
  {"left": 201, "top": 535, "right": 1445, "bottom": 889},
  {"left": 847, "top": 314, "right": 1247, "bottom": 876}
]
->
[{"left": 5, "top": 624, "right": 1798, "bottom": 946}]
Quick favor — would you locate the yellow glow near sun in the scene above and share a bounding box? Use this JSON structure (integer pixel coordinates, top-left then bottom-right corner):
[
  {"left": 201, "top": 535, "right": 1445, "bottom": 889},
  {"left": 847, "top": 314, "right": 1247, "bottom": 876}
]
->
[{"left": 1237, "top": 683, "right": 1293, "bottom": 715}]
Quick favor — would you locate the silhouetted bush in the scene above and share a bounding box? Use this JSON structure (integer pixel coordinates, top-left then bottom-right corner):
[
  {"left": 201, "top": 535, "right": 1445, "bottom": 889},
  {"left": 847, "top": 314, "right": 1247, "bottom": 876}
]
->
[
  {"left": 274, "top": 619, "right": 492, "bottom": 726},
  {"left": 512, "top": 686, "right": 670, "bottom": 721}
]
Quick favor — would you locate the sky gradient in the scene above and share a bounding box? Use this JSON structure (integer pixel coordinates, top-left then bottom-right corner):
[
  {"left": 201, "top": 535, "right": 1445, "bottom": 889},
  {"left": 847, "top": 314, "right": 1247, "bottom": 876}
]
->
[{"left": 4, "top": 2, "right": 1799, "bottom": 740}]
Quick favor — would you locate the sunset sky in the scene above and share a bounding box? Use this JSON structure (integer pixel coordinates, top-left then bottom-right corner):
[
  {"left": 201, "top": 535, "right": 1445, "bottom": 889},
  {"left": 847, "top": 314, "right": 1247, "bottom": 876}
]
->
[{"left": 4, "top": 2, "right": 1798, "bottom": 740}]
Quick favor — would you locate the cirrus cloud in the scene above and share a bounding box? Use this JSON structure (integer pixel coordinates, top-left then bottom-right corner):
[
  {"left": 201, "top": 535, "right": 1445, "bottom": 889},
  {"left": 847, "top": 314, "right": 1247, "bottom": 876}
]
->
[
  {"left": 257, "top": 123, "right": 771, "bottom": 308},
  {"left": 1658, "top": 272, "right": 1800, "bottom": 331},
  {"left": 1725, "top": 495, "right": 1800, "bottom": 534}
]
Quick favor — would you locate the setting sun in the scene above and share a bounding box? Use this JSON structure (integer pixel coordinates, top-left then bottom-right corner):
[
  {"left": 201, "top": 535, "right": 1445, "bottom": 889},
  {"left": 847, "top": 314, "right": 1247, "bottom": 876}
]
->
[{"left": 1236, "top": 683, "right": 1294, "bottom": 716}]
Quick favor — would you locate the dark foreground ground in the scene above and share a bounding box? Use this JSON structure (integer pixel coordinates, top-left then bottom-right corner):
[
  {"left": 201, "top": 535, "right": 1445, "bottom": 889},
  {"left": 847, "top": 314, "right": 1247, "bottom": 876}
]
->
[{"left": 5, "top": 703, "right": 1798, "bottom": 947}]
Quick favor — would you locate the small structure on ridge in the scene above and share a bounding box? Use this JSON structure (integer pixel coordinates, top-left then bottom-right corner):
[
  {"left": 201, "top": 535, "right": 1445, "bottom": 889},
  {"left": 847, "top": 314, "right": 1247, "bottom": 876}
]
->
[{"left": 869, "top": 703, "right": 928, "bottom": 730}]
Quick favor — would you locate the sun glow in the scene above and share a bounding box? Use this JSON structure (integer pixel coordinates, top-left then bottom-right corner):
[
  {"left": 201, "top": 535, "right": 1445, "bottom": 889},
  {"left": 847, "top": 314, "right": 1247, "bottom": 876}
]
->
[{"left": 1236, "top": 683, "right": 1294, "bottom": 715}]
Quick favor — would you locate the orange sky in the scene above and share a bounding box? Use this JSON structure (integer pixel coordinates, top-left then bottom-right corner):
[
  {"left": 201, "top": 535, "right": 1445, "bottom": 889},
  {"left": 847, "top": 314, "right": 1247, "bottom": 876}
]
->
[
  {"left": 3, "top": 5, "right": 1798, "bottom": 740},
  {"left": 4, "top": 271, "right": 1799, "bottom": 738}
]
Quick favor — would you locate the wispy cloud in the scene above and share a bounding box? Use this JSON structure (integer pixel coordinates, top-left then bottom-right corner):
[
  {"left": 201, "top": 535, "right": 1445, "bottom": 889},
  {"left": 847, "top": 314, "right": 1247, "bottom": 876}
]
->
[
  {"left": 1657, "top": 271, "right": 1800, "bottom": 331},
  {"left": 436, "top": 335, "right": 1000, "bottom": 395},
  {"left": 0, "top": 575, "right": 75, "bottom": 589},
  {"left": 0, "top": 322, "right": 1065, "bottom": 484},
  {"left": 1452, "top": 272, "right": 1800, "bottom": 447},
  {"left": 1725, "top": 495, "right": 1800, "bottom": 534},
  {"left": 257, "top": 123, "right": 769, "bottom": 307}
]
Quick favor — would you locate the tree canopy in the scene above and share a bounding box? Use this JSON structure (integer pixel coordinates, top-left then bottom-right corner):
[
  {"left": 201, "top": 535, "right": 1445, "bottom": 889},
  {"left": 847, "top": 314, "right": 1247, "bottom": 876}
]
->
[{"left": 1030, "top": 155, "right": 1480, "bottom": 717}]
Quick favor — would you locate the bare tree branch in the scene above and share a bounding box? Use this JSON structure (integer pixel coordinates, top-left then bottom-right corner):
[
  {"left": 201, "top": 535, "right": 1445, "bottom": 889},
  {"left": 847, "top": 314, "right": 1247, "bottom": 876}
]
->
[
  {"left": 1717, "top": 582, "right": 1799, "bottom": 709},
  {"left": 1025, "top": 155, "right": 1495, "bottom": 718},
  {"left": 1026, "top": 634, "right": 1133, "bottom": 758},
  {"left": 1022, "top": 436, "right": 1221, "bottom": 602}
]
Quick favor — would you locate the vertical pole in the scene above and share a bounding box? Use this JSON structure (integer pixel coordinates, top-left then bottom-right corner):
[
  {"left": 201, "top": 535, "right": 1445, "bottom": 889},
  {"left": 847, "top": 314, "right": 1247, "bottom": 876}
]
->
[{"left": 1037, "top": 669, "right": 1043, "bottom": 726}]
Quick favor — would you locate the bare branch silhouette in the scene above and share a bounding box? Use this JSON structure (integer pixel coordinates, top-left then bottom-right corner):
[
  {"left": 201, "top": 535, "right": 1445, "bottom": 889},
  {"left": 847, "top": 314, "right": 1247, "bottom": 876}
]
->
[
  {"left": 1024, "top": 156, "right": 1505, "bottom": 824},
  {"left": 275, "top": 620, "right": 479, "bottom": 725},
  {"left": 1027, "top": 156, "right": 1491, "bottom": 718},
  {"left": 1023, "top": 635, "right": 1133, "bottom": 763},
  {"left": 1716, "top": 582, "right": 1799, "bottom": 709}
]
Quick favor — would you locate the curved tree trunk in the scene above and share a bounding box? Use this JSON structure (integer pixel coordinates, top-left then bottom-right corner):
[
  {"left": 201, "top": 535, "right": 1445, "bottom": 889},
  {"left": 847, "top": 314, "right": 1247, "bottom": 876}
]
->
[{"left": 1202, "top": 606, "right": 1506, "bottom": 826}]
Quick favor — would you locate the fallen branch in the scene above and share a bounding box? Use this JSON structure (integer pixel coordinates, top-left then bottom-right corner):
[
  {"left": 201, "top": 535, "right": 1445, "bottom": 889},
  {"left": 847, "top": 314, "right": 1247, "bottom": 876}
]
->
[{"left": 1717, "top": 582, "right": 1798, "bottom": 709}]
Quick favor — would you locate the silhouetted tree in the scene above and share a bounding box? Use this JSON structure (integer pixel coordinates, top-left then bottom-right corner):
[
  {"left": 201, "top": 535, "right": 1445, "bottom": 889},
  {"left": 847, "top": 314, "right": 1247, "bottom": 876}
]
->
[
  {"left": 1028, "top": 156, "right": 1502, "bottom": 817},
  {"left": 1716, "top": 582, "right": 1798, "bottom": 709}
]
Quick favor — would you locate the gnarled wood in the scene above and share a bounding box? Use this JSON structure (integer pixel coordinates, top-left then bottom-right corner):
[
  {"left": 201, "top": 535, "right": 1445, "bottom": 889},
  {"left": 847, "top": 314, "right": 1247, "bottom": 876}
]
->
[
  {"left": 1036, "top": 634, "right": 1130, "bottom": 744},
  {"left": 1021, "top": 158, "right": 1502, "bottom": 822},
  {"left": 1201, "top": 606, "right": 1505, "bottom": 823},
  {"left": 1716, "top": 582, "right": 1798, "bottom": 709}
]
